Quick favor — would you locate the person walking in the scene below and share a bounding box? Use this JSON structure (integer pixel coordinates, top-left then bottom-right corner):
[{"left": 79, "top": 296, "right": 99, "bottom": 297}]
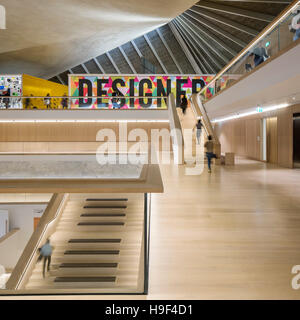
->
[
  {"left": 180, "top": 94, "right": 188, "bottom": 115},
  {"left": 111, "top": 91, "right": 120, "bottom": 109},
  {"left": 250, "top": 44, "right": 269, "bottom": 68},
  {"left": 291, "top": 9, "right": 300, "bottom": 41},
  {"left": 44, "top": 93, "right": 51, "bottom": 109},
  {"left": 204, "top": 135, "right": 217, "bottom": 173},
  {"left": 39, "top": 239, "right": 53, "bottom": 278},
  {"left": 61, "top": 94, "right": 68, "bottom": 109},
  {"left": 194, "top": 119, "right": 203, "bottom": 144}
]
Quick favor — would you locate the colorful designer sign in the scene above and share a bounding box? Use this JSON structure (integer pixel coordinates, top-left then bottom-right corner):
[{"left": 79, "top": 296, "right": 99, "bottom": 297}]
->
[{"left": 69, "top": 75, "right": 215, "bottom": 109}]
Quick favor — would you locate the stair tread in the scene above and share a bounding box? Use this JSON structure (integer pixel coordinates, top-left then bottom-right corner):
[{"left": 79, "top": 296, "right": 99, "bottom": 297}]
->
[
  {"left": 68, "top": 239, "right": 121, "bottom": 243},
  {"left": 83, "top": 205, "right": 127, "bottom": 209},
  {"left": 59, "top": 263, "right": 118, "bottom": 268},
  {"left": 86, "top": 198, "right": 128, "bottom": 201},
  {"left": 81, "top": 213, "right": 126, "bottom": 217},
  {"left": 64, "top": 250, "right": 120, "bottom": 255},
  {"left": 78, "top": 222, "right": 125, "bottom": 226},
  {"left": 54, "top": 276, "right": 116, "bottom": 282}
]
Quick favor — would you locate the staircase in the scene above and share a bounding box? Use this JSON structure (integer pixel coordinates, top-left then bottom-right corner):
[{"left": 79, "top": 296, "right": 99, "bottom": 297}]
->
[{"left": 25, "top": 193, "right": 145, "bottom": 293}]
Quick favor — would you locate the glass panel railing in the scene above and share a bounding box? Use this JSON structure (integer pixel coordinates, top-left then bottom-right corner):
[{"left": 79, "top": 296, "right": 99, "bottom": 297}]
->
[
  {"left": 199, "top": 1, "right": 300, "bottom": 102},
  {"left": 0, "top": 96, "right": 168, "bottom": 110}
]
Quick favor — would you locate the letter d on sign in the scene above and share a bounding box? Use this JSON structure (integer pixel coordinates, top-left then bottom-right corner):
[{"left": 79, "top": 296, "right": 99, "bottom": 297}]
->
[
  {"left": 291, "top": 265, "right": 300, "bottom": 290},
  {"left": 0, "top": 5, "right": 6, "bottom": 29}
]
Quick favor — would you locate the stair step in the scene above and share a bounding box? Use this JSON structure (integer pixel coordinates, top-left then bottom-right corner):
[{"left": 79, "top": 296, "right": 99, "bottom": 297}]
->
[
  {"left": 77, "top": 222, "right": 125, "bottom": 226},
  {"left": 83, "top": 205, "right": 127, "bottom": 209},
  {"left": 68, "top": 239, "right": 121, "bottom": 244},
  {"left": 59, "top": 263, "right": 118, "bottom": 268},
  {"left": 64, "top": 250, "right": 120, "bottom": 255},
  {"left": 54, "top": 276, "right": 116, "bottom": 283},
  {"left": 80, "top": 213, "right": 126, "bottom": 217},
  {"left": 86, "top": 198, "right": 128, "bottom": 202}
]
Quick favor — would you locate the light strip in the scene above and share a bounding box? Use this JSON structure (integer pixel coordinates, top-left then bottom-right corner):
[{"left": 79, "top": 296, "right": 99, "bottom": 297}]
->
[
  {"left": 0, "top": 119, "right": 170, "bottom": 123},
  {"left": 212, "top": 103, "right": 289, "bottom": 123}
]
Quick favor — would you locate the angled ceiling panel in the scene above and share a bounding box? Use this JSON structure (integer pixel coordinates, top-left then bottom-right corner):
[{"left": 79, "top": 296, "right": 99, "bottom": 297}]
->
[{"left": 52, "top": 0, "right": 291, "bottom": 81}]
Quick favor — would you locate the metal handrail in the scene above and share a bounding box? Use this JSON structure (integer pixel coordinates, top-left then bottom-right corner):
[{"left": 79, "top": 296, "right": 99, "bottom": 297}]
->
[
  {"left": 196, "top": 0, "right": 300, "bottom": 100},
  {"left": 0, "top": 96, "right": 168, "bottom": 99}
]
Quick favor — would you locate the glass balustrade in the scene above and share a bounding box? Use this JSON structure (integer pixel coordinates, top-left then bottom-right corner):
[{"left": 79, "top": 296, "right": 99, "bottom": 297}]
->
[
  {"left": 199, "top": 3, "right": 300, "bottom": 102},
  {"left": 0, "top": 96, "right": 168, "bottom": 110}
]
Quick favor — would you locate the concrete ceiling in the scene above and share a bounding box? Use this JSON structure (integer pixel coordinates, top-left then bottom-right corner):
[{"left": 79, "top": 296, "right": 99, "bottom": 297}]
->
[
  {"left": 50, "top": 0, "right": 292, "bottom": 82},
  {"left": 0, "top": 0, "right": 197, "bottom": 78}
]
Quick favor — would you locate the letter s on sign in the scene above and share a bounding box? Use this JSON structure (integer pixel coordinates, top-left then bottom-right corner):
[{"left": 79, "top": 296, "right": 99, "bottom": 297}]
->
[{"left": 291, "top": 265, "right": 300, "bottom": 290}]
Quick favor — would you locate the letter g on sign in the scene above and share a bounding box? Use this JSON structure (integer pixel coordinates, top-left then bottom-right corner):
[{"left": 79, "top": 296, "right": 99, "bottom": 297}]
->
[
  {"left": 0, "top": 5, "right": 6, "bottom": 29},
  {"left": 291, "top": 265, "right": 300, "bottom": 290}
]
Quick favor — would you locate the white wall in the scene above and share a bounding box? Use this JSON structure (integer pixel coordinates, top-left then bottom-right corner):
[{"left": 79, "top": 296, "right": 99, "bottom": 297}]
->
[
  {"left": 0, "top": 203, "right": 47, "bottom": 269},
  {"left": 205, "top": 43, "right": 300, "bottom": 119},
  {"left": 0, "top": 109, "right": 169, "bottom": 121}
]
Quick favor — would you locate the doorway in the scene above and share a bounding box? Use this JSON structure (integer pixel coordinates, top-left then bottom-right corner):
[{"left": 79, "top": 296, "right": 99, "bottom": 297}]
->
[
  {"left": 266, "top": 117, "right": 278, "bottom": 164},
  {"left": 293, "top": 113, "right": 300, "bottom": 168}
]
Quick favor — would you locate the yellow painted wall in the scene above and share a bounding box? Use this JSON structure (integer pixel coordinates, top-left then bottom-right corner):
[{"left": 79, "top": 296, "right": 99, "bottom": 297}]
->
[{"left": 22, "top": 74, "right": 68, "bottom": 109}]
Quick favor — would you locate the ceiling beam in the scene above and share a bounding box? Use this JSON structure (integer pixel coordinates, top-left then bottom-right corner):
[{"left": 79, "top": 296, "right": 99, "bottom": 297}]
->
[
  {"left": 144, "top": 34, "right": 168, "bottom": 73},
  {"left": 156, "top": 28, "right": 184, "bottom": 74},
  {"left": 174, "top": 18, "right": 223, "bottom": 73},
  {"left": 106, "top": 52, "right": 121, "bottom": 74},
  {"left": 172, "top": 20, "right": 210, "bottom": 73},
  {"left": 93, "top": 58, "right": 105, "bottom": 73},
  {"left": 57, "top": 74, "right": 65, "bottom": 85},
  {"left": 119, "top": 46, "right": 137, "bottom": 74},
  {"left": 184, "top": 11, "right": 246, "bottom": 48},
  {"left": 189, "top": 6, "right": 259, "bottom": 36},
  {"left": 195, "top": 0, "right": 275, "bottom": 22},
  {"left": 172, "top": 20, "right": 215, "bottom": 74},
  {"left": 177, "top": 25, "right": 220, "bottom": 74},
  {"left": 81, "top": 63, "right": 89, "bottom": 73},
  {"left": 176, "top": 16, "right": 230, "bottom": 65},
  {"left": 131, "top": 40, "right": 143, "bottom": 58},
  {"left": 179, "top": 14, "right": 238, "bottom": 57},
  {"left": 169, "top": 22, "right": 202, "bottom": 74}
]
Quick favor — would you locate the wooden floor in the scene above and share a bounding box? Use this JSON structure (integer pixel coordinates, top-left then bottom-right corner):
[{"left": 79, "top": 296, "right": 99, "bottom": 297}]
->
[
  {"left": 1, "top": 108, "right": 300, "bottom": 299},
  {"left": 2, "top": 157, "right": 300, "bottom": 299},
  {"left": 149, "top": 158, "right": 300, "bottom": 299}
]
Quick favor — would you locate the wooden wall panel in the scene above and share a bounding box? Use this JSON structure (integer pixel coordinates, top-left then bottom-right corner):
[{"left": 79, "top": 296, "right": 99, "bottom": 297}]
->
[
  {"left": 0, "top": 122, "right": 171, "bottom": 153},
  {"left": 0, "top": 122, "right": 170, "bottom": 142},
  {"left": 215, "top": 104, "right": 300, "bottom": 168},
  {"left": 266, "top": 117, "right": 278, "bottom": 164},
  {"left": 214, "top": 121, "right": 233, "bottom": 154},
  {"left": 233, "top": 120, "right": 246, "bottom": 156},
  {"left": 245, "top": 118, "right": 261, "bottom": 160}
]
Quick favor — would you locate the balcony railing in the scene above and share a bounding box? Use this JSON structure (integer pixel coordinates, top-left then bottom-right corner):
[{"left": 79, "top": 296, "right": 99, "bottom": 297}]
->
[
  {"left": 0, "top": 96, "right": 169, "bottom": 110},
  {"left": 198, "top": 0, "right": 300, "bottom": 103}
]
